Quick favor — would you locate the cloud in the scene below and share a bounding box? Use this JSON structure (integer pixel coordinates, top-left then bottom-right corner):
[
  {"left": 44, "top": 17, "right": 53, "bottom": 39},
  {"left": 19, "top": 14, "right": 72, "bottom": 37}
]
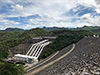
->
[
  {"left": 0, "top": 19, "right": 20, "bottom": 25},
  {"left": 95, "top": 0, "right": 100, "bottom": 5},
  {"left": 10, "top": 4, "right": 25, "bottom": 17},
  {"left": 80, "top": 13, "right": 91, "bottom": 20},
  {"left": 11, "top": 4, "right": 23, "bottom": 11},
  {"left": 95, "top": 5, "right": 100, "bottom": 14},
  {"left": 94, "top": 0, "right": 100, "bottom": 14},
  {"left": 78, "top": 0, "right": 96, "bottom": 7},
  {"left": 0, "top": 19, "right": 20, "bottom": 30},
  {"left": 0, "top": 0, "right": 100, "bottom": 30},
  {"left": 0, "top": 15, "right": 5, "bottom": 20},
  {"left": 7, "top": 20, "right": 20, "bottom": 25},
  {"left": 80, "top": 13, "right": 99, "bottom": 26}
]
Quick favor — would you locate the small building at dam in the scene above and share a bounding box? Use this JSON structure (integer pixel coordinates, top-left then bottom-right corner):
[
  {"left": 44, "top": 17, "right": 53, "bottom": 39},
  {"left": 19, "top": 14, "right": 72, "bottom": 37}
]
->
[{"left": 14, "top": 54, "right": 37, "bottom": 63}]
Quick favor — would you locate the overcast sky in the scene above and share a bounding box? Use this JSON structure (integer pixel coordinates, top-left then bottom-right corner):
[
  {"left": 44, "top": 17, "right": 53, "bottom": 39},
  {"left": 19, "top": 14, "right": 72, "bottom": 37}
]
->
[{"left": 0, "top": 0, "right": 100, "bottom": 30}]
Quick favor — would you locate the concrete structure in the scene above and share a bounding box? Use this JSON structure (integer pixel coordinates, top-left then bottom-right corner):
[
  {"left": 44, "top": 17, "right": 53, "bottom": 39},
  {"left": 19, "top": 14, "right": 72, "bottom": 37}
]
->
[
  {"left": 26, "top": 40, "right": 51, "bottom": 58},
  {"left": 14, "top": 54, "right": 37, "bottom": 63},
  {"left": 93, "top": 35, "right": 96, "bottom": 37},
  {"left": 43, "top": 36, "right": 57, "bottom": 39},
  {"left": 32, "top": 37, "right": 42, "bottom": 39},
  {"left": 13, "top": 39, "right": 51, "bottom": 63},
  {"left": 8, "top": 36, "right": 56, "bottom": 58},
  {"left": 97, "top": 35, "right": 99, "bottom": 37},
  {"left": 93, "top": 35, "right": 99, "bottom": 37}
]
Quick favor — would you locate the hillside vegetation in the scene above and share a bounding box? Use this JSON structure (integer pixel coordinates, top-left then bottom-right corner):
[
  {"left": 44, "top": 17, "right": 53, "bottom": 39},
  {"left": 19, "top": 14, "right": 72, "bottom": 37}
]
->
[
  {"left": 20, "top": 28, "right": 47, "bottom": 37},
  {"left": 42, "top": 30, "right": 94, "bottom": 58},
  {"left": 0, "top": 28, "right": 47, "bottom": 75},
  {"left": 0, "top": 32, "right": 21, "bottom": 42}
]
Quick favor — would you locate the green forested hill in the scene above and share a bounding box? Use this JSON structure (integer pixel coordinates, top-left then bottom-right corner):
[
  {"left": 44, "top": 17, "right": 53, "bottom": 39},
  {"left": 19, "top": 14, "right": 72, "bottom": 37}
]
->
[
  {"left": 20, "top": 28, "right": 47, "bottom": 38},
  {"left": 0, "top": 28, "right": 47, "bottom": 75},
  {"left": 0, "top": 28, "right": 47, "bottom": 58},
  {"left": 0, "top": 32, "right": 21, "bottom": 42}
]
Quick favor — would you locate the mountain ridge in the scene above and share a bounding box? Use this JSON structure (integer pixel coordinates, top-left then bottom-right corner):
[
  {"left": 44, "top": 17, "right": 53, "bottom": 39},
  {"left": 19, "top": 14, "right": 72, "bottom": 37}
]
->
[
  {"left": 0, "top": 28, "right": 25, "bottom": 32},
  {"left": 42, "top": 26, "right": 100, "bottom": 34}
]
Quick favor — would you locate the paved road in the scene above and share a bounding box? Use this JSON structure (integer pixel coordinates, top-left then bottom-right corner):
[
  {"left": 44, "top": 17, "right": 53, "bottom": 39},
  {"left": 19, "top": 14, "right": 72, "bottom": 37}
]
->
[{"left": 25, "top": 44, "right": 75, "bottom": 75}]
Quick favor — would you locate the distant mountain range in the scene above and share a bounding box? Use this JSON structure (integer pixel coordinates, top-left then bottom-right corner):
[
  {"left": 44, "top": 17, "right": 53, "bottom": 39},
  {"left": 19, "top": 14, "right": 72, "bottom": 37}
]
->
[
  {"left": 0, "top": 26, "right": 100, "bottom": 34},
  {"left": 0, "top": 28, "right": 25, "bottom": 32},
  {"left": 42, "top": 26, "right": 66, "bottom": 31},
  {"left": 73, "top": 26, "right": 100, "bottom": 34},
  {"left": 42, "top": 26, "right": 100, "bottom": 34}
]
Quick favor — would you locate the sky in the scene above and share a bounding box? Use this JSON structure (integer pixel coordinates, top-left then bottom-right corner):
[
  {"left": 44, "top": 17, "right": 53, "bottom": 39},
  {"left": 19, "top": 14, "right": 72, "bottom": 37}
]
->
[{"left": 0, "top": 0, "right": 100, "bottom": 30}]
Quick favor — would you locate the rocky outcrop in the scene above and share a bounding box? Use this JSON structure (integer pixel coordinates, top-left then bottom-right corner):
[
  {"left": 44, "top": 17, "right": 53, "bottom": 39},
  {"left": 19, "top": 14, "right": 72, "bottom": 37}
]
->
[{"left": 8, "top": 44, "right": 31, "bottom": 58}]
